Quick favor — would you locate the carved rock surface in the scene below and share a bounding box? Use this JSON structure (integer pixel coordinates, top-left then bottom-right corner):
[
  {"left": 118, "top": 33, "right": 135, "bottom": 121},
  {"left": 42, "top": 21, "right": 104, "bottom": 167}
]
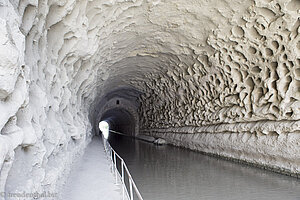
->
[{"left": 0, "top": 0, "right": 299, "bottom": 194}]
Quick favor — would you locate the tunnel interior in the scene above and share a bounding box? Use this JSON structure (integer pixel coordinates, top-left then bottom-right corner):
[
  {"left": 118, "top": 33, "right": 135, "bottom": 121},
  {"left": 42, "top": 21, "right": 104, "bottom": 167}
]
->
[
  {"left": 0, "top": 0, "right": 299, "bottom": 194},
  {"left": 100, "top": 108, "right": 136, "bottom": 136}
]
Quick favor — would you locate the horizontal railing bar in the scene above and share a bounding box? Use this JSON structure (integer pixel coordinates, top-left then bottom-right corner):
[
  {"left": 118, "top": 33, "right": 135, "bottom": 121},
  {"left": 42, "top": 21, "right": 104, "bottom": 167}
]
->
[
  {"left": 109, "top": 130, "right": 131, "bottom": 137},
  {"left": 102, "top": 134, "right": 144, "bottom": 200},
  {"left": 121, "top": 154, "right": 143, "bottom": 199},
  {"left": 116, "top": 169, "right": 130, "bottom": 199}
]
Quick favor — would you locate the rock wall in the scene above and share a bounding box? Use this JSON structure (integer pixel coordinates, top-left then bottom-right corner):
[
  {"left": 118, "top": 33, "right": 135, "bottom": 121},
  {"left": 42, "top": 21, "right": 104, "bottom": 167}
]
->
[
  {"left": 0, "top": 0, "right": 94, "bottom": 195},
  {"left": 138, "top": 0, "right": 300, "bottom": 175},
  {"left": 0, "top": 0, "right": 299, "bottom": 195}
]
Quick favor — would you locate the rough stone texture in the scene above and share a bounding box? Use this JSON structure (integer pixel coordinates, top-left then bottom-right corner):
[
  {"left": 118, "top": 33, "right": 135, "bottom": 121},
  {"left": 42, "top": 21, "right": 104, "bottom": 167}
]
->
[
  {"left": 138, "top": 0, "right": 300, "bottom": 175},
  {"left": 0, "top": 0, "right": 299, "bottom": 195}
]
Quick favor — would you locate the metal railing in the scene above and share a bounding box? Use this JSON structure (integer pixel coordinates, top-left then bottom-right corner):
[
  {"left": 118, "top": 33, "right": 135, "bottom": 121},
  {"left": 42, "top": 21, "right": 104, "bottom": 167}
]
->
[{"left": 102, "top": 134, "right": 143, "bottom": 200}]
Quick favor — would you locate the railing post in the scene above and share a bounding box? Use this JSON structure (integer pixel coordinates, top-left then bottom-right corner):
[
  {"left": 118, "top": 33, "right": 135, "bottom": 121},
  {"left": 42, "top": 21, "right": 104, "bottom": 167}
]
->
[
  {"left": 111, "top": 151, "right": 113, "bottom": 172},
  {"left": 121, "top": 160, "right": 125, "bottom": 200},
  {"left": 102, "top": 134, "right": 143, "bottom": 200},
  {"left": 129, "top": 179, "right": 133, "bottom": 200},
  {"left": 113, "top": 151, "right": 118, "bottom": 184}
]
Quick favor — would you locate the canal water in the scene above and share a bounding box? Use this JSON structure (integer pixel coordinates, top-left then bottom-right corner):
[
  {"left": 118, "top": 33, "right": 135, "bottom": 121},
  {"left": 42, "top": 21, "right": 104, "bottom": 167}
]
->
[{"left": 108, "top": 133, "right": 300, "bottom": 200}]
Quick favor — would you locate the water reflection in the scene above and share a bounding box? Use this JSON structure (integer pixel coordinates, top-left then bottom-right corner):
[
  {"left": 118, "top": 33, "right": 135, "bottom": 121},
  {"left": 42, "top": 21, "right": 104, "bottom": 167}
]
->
[{"left": 108, "top": 133, "right": 300, "bottom": 200}]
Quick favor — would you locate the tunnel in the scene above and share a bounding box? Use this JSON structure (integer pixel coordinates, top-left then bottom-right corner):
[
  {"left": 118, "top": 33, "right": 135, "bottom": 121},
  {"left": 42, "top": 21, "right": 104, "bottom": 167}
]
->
[
  {"left": 100, "top": 108, "right": 136, "bottom": 136},
  {"left": 0, "top": 0, "right": 300, "bottom": 198}
]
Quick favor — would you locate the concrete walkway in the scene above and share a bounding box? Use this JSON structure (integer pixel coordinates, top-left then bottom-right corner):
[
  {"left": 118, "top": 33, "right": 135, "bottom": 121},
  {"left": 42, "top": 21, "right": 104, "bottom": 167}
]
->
[{"left": 61, "top": 137, "right": 122, "bottom": 200}]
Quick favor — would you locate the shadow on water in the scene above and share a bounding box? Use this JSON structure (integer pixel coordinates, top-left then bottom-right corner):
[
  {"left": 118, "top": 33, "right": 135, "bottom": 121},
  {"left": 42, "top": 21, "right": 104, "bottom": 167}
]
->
[{"left": 108, "top": 133, "right": 300, "bottom": 200}]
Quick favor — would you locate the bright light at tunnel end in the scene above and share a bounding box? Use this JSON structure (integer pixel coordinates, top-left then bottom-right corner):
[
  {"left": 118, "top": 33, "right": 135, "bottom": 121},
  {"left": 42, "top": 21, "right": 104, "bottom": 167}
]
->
[{"left": 99, "top": 121, "right": 109, "bottom": 139}]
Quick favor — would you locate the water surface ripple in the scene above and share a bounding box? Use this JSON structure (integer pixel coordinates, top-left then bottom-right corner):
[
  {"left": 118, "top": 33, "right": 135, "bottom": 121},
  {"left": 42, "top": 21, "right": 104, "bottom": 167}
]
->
[{"left": 108, "top": 134, "right": 300, "bottom": 200}]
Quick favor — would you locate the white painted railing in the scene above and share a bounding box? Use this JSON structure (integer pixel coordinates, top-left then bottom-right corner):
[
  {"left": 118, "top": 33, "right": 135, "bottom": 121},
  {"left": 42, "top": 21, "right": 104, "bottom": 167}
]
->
[{"left": 102, "top": 134, "right": 143, "bottom": 200}]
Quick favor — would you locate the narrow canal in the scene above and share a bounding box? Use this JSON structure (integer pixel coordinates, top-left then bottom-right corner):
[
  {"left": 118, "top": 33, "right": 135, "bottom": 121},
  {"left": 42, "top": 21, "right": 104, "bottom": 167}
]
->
[{"left": 108, "top": 133, "right": 300, "bottom": 200}]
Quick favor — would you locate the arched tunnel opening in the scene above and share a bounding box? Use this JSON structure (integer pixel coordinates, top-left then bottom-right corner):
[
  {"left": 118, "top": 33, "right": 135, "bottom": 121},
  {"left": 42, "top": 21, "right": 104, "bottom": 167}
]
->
[{"left": 100, "top": 108, "right": 136, "bottom": 136}]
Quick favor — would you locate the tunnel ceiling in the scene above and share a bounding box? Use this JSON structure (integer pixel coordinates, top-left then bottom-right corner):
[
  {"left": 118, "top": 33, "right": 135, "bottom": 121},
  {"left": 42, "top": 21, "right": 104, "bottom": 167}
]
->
[
  {"left": 0, "top": 0, "right": 299, "bottom": 193},
  {"left": 2, "top": 0, "right": 298, "bottom": 129}
]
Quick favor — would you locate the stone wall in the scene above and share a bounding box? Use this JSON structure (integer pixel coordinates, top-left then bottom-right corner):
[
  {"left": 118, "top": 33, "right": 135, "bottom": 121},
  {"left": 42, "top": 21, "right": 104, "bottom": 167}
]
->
[
  {"left": 0, "top": 0, "right": 299, "bottom": 195},
  {"left": 138, "top": 0, "right": 300, "bottom": 175}
]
